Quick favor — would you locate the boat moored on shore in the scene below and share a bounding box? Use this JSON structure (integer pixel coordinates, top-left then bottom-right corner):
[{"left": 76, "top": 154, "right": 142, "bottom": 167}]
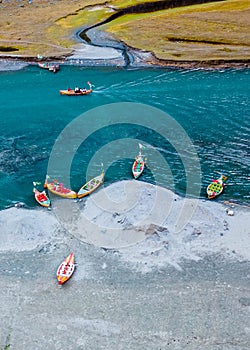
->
[
  {"left": 38, "top": 62, "right": 60, "bottom": 73},
  {"left": 44, "top": 175, "right": 77, "bottom": 199},
  {"left": 207, "top": 174, "right": 228, "bottom": 199},
  {"left": 33, "top": 185, "right": 50, "bottom": 208},
  {"left": 77, "top": 171, "right": 104, "bottom": 198}
]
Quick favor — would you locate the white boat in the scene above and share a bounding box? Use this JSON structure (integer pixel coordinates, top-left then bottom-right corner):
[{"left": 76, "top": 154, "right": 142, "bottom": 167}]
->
[{"left": 132, "top": 144, "right": 145, "bottom": 179}]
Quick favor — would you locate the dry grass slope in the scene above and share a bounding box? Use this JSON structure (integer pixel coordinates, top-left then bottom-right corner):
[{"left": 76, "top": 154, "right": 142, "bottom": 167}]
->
[
  {"left": 103, "top": 0, "right": 250, "bottom": 62},
  {"left": 0, "top": 0, "right": 249, "bottom": 63}
]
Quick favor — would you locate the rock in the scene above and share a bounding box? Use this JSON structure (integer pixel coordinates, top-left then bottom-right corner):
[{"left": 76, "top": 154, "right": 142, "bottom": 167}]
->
[
  {"left": 225, "top": 208, "right": 234, "bottom": 216},
  {"left": 239, "top": 297, "right": 250, "bottom": 307},
  {"left": 192, "top": 228, "right": 202, "bottom": 236},
  {"left": 145, "top": 223, "right": 168, "bottom": 236},
  {"left": 14, "top": 202, "right": 25, "bottom": 208}
]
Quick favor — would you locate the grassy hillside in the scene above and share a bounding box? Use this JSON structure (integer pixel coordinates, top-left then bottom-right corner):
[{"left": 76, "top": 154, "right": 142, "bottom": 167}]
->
[
  {"left": 0, "top": 0, "right": 249, "bottom": 63},
  {"left": 102, "top": 0, "right": 250, "bottom": 61}
]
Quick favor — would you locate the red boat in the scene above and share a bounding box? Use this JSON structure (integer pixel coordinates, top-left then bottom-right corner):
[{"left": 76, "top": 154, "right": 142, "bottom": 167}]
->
[
  {"left": 33, "top": 187, "right": 50, "bottom": 208},
  {"left": 44, "top": 175, "right": 77, "bottom": 199}
]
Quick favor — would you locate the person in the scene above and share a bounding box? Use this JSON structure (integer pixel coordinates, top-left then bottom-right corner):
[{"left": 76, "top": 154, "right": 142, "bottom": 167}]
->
[{"left": 74, "top": 86, "right": 80, "bottom": 93}]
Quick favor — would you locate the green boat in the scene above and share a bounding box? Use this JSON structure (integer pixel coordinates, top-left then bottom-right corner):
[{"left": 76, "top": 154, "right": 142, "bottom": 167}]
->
[{"left": 207, "top": 174, "right": 228, "bottom": 199}]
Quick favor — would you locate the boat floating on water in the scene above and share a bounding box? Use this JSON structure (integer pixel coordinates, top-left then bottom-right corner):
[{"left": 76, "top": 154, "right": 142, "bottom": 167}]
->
[
  {"left": 132, "top": 143, "right": 145, "bottom": 179},
  {"left": 59, "top": 81, "right": 93, "bottom": 96},
  {"left": 207, "top": 174, "right": 228, "bottom": 199}
]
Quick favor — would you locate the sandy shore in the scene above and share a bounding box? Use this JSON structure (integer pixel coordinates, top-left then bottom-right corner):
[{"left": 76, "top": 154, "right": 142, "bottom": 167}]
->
[{"left": 0, "top": 181, "right": 249, "bottom": 349}]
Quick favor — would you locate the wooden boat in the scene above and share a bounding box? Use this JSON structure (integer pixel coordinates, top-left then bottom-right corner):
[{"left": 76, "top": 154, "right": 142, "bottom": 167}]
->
[
  {"left": 77, "top": 171, "right": 104, "bottom": 198},
  {"left": 33, "top": 187, "right": 50, "bottom": 208},
  {"left": 132, "top": 144, "right": 145, "bottom": 179},
  {"left": 38, "top": 62, "right": 60, "bottom": 73},
  {"left": 44, "top": 175, "right": 77, "bottom": 199},
  {"left": 56, "top": 252, "right": 75, "bottom": 285},
  {"left": 59, "top": 88, "right": 92, "bottom": 96},
  {"left": 207, "top": 174, "right": 228, "bottom": 199},
  {"left": 59, "top": 81, "right": 93, "bottom": 96}
]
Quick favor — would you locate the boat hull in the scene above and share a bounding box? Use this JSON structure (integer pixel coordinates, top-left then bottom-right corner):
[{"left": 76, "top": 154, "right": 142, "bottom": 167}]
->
[
  {"left": 206, "top": 175, "right": 228, "bottom": 199},
  {"left": 207, "top": 183, "right": 224, "bottom": 199},
  {"left": 33, "top": 188, "right": 50, "bottom": 207},
  {"left": 44, "top": 176, "right": 77, "bottom": 199},
  {"left": 56, "top": 253, "right": 75, "bottom": 285},
  {"left": 77, "top": 173, "right": 104, "bottom": 198},
  {"left": 38, "top": 62, "right": 60, "bottom": 72},
  {"left": 59, "top": 89, "right": 92, "bottom": 96},
  {"left": 132, "top": 156, "right": 145, "bottom": 179}
]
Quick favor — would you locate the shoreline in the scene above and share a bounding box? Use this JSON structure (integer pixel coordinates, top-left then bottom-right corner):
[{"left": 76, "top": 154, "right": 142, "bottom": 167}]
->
[
  {"left": 1, "top": 33, "right": 250, "bottom": 71},
  {"left": 1, "top": 52, "right": 249, "bottom": 71},
  {"left": 1, "top": 172, "right": 250, "bottom": 213},
  {"left": 1, "top": 180, "right": 249, "bottom": 259}
]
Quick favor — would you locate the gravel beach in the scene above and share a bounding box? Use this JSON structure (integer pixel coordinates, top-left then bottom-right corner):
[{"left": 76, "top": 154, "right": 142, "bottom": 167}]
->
[{"left": 0, "top": 181, "right": 249, "bottom": 349}]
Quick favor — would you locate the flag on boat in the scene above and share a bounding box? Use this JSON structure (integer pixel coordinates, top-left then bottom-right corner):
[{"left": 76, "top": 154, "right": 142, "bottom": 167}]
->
[
  {"left": 87, "top": 81, "right": 95, "bottom": 87},
  {"left": 139, "top": 143, "right": 146, "bottom": 150}
]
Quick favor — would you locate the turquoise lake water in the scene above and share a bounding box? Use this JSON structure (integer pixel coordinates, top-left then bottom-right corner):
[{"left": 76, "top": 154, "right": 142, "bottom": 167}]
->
[{"left": 0, "top": 65, "right": 249, "bottom": 209}]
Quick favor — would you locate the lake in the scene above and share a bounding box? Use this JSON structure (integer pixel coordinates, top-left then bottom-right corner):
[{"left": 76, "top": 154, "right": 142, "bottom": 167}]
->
[{"left": 0, "top": 65, "right": 249, "bottom": 209}]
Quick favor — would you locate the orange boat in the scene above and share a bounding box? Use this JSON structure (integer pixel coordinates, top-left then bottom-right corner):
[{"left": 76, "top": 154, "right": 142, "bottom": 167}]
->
[
  {"left": 59, "top": 81, "right": 93, "bottom": 96},
  {"left": 59, "top": 88, "right": 92, "bottom": 96},
  {"left": 56, "top": 253, "right": 75, "bottom": 285},
  {"left": 44, "top": 175, "right": 77, "bottom": 199}
]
